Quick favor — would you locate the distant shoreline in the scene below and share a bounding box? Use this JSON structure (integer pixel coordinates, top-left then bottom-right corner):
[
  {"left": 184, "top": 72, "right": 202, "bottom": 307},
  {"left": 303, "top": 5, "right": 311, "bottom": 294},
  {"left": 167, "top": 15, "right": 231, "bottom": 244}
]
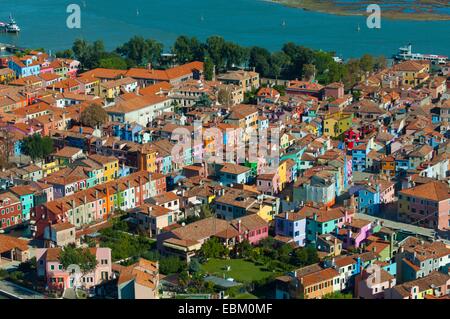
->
[{"left": 267, "top": 0, "right": 450, "bottom": 21}]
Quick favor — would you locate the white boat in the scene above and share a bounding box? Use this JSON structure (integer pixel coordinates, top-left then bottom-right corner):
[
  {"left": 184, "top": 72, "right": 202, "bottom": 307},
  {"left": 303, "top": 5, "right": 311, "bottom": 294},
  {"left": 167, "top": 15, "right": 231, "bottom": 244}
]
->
[
  {"left": 2, "top": 14, "right": 20, "bottom": 33},
  {"left": 394, "top": 44, "right": 448, "bottom": 65}
]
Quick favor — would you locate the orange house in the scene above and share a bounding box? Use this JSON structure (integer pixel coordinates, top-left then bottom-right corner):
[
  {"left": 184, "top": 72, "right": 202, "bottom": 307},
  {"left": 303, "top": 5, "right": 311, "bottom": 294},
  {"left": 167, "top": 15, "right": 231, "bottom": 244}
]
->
[
  {"left": 381, "top": 156, "right": 396, "bottom": 176},
  {"left": 300, "top": 268, "right": 340, "bottom": 299}
]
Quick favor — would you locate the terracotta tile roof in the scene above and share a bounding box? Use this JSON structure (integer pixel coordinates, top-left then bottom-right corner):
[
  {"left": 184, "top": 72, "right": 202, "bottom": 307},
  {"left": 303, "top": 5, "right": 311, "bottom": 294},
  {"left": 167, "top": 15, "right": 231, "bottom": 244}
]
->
[
  {"left": 220, "top": 163, "right": 250, "bottom": 175},
  {"left": 126, "top": 61, "right": 203, "bottom": 81},
  {"left": 53, "top": 146, "right": 83, "bottom": 158},
  {"left": 0, "top": 234, "right": 29, "bottom": 253},
  {"left": 399, "top": 181, "right": 450, "bottom": 202},
  {"left": 301, "top": 268, "right": 339, "bottom": 287},
  {"left": 107, "top": 94, "right": 168, "bottom": 114},
  {"left": 393, "top": 271, "right": 450, "bottom": 297}
]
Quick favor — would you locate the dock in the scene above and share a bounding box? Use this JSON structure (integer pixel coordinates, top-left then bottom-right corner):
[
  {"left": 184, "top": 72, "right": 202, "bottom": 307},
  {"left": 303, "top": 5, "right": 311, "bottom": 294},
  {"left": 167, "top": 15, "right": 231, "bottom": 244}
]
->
[{"left": 0, "top": 42, "right": 26, "bottom": 53}]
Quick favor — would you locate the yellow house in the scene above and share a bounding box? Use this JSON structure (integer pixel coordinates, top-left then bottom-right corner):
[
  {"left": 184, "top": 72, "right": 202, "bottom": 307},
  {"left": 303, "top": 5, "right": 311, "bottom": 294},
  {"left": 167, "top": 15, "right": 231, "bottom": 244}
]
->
[
  {"left": 41, "top": 160, "right": 60, "bottom": 177},
  {"left": 277, "top": 161, "right": 287, "bottom": 191},
  {"left": 140, "top": 144, "right": 158, "bottom": 173},
  {"left": 323, "top": 112, "right": 353, "bottom": 138},
  {"left": 0, "top": 68, "right": 16, "bottom": 84},
  {"left": 88, "top": 154, "right": 119, "bottom": 182},
  {"left": 257, "top": 204, "right": 275, "bottom": 222},
  {"left": 77, "top": 76, "right": 100, "bottom": 96},
  {"left": 393, "top": 60, "right": 430, "bottom": 86}
]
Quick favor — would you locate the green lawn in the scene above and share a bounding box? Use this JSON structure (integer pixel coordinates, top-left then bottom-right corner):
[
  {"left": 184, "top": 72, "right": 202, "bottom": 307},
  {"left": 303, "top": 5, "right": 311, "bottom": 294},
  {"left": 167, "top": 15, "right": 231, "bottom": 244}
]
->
[
  {"left": 201, "top": 258, "right": 276, "bottom": 283},
  {"left": 233, "top": 293, "right": 258, "bottom": 299}
]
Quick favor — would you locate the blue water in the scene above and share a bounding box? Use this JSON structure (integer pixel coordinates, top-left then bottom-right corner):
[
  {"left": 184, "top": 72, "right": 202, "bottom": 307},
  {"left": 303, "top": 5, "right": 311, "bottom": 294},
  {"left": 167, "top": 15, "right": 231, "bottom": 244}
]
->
[{"left": 0, "top": 0, "right": 449, "bottom": 59}]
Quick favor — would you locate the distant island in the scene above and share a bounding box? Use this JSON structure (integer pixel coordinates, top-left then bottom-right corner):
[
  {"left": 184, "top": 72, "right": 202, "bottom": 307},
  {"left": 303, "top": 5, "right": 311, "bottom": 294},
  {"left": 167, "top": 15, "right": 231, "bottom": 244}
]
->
[{"left": 270, "top": 0, "right": 450, "bottom": 20}]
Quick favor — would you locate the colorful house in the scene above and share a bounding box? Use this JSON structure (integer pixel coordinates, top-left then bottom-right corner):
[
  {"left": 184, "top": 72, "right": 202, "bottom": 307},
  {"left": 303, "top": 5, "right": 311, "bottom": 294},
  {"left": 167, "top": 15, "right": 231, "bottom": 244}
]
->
[
  {"left": 299, "top": 205, "right": 353, "bottom": 243},
  {"left": 0, "top": 192, "right": 23, "bottom": 230},
  {"left": 36, "top": 247, "right": 112, "bottom": 292},
  {"left": 10, "top": 185, "right": 35, "bottom": 222},
  {"left": 274, "top": 211, "right": 307, "bottom": 247},
  {"left": 323, "top": 112, "right": 353, "bottom": 138},
  {"left": 8, "top": 56, "right": 41, "bottom": 77},
  {"left": 352, "top": 143, "right": 368, "bottom": 172},
  {"left": 397, "top": 181, "right": 450, "bottom": 231}
]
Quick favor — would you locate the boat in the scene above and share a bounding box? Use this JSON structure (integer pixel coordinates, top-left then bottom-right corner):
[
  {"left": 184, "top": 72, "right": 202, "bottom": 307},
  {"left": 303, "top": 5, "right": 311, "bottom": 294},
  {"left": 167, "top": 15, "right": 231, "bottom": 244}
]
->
[
  {"left": 281, "top": 20, "right": 286, "bottom": 27},
  {"left": 357, "top": 24, "right": 361, "bottom": 32},
  {"left": 1, "top": 14, "right": 21, "bottom": 33},
  {"left": 394, "top": 44, "right": 448, "bottom": 65}
]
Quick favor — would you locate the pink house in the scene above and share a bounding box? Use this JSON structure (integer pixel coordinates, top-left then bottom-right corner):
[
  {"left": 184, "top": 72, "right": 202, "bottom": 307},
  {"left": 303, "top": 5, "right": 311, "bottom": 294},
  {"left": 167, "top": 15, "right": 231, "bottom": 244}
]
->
[
  {"left": 356, "top": 268, "right": 396, "bottom": 299},
  {"left": 39, "top": 61, "right": 54, "bottom": 74},
  {"left": 324, "top": 82, "right": 345, "bottom": 100},
  {"left": 338, "top": 218, "right": 372, "bottom": 249},
  {"left": 379, "top": 180, "right": 395, "bottom": 204},
  {"left": 231, "top": 214, "right": 269, "bottom": 245},
  {"left": 257, "top": 173, "right": 279, "bottom": 195},
  {"left": 398, "top": 181, "right": 450, "bottom": 231},
  {"left": 36, "top": 247, "right": 112, "bottom": 292}
]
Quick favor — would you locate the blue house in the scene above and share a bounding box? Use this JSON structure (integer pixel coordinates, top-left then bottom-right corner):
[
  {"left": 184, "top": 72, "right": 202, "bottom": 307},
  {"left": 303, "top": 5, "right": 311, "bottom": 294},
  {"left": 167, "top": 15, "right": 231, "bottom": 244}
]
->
[
  {"left": 354, "top": 184, "right": 381, "bottom": 215},
  {"left": 275, "top": 211, "right": 306, "bottom": 247},
  {"left": 112, "top": 123, "right": 151, "bottom": 144},
  {"left": 10, "top": 185, "right": 35, "bottom": 221},
  {"left": 395, "top": 158, "right": 409, "bottom": 176},
  {"left": 8, "top": 56, "right": 41, "bottom": 78},
  {"left": 352, "top": 143, "right": 368, "bottom": 172},
  {"left": 217, "top": 163, "right": 251, "bottom": 186}
]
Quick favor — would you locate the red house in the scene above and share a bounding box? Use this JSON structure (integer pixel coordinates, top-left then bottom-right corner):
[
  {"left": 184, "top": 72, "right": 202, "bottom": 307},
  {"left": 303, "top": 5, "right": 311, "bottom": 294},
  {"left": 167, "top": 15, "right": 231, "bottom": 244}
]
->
[
  {"left": 344, "top": 128, "right": 361, "bottom": 151},
  {"left": 0, "top": 192, "right": 23, "bottom": 230}
]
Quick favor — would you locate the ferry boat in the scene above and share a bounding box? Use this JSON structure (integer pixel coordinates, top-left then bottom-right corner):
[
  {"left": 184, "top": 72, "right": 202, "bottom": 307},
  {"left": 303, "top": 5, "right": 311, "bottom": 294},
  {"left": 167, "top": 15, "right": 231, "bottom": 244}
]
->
[
  {"left": 394, "top": 44, "right": 448, "bottom": 65},
  {"left": 0, "top": 15, "right": 21, "bottom": 33}
]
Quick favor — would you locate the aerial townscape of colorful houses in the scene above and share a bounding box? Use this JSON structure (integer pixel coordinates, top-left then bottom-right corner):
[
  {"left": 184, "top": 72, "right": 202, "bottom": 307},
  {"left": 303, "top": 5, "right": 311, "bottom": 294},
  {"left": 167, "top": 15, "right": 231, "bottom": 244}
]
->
[{"left": 0, "top": 40, "right": 450, "bottom": 300}]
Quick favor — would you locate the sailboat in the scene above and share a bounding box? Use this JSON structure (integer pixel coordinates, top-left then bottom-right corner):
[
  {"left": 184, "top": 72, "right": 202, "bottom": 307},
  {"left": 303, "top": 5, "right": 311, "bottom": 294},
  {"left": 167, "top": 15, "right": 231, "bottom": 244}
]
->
[
  {"left": 136, "top": 9, "right": 140, "bottom": 16},
  {"left": 357, "top": 24, "right": 361, "bottom": 32},
  {"left": 281, "top": 20, "right": 286, "bottom": 27}
]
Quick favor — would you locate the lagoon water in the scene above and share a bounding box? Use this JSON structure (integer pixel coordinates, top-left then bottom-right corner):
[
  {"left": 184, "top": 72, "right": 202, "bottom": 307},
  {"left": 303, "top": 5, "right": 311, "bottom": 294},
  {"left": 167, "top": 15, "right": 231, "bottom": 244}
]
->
[{"left": 0, "top": 0, "right": 449, "bottom": 59}]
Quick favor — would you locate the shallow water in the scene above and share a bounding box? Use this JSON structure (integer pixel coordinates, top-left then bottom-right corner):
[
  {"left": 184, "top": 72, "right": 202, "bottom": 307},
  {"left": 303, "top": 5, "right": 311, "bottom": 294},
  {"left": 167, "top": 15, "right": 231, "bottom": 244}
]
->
[{"left": 0, "top": 0, "right": 449, "bottom": 60}]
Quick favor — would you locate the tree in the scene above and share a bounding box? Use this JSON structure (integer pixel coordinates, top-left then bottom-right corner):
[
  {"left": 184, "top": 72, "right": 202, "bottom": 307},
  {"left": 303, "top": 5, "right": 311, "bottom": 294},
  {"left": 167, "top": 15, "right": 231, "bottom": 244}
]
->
[
  {"left": 282, "top": 43, "right": 314, "bottom": 79},
  {"left": 20, "top": 134, "right": 54, "bottom": 161},
  {"left": 55, "top": 49, "right": 74, "bottom": 59},
  {"left": 291, "top": 247, "right": 308, "bottom": 267},
  {"left": 305, "top": 245, "right": 319, "bottom": 265},
  {"left": 218, "top": 87, "right": 233, "bottom": 107},
  {"left": 374, "top": 55, "right": 387, "bottom": 71},
  {"left": 235, "top": 240, "right": 253, "bottom": 258},
  {"left": 360, "top": 54, "right": 375, "bottom": 74},
  {"left": 189, "top": 258, "right": 202, "bottom": 273},
  {"left": 249, "top": 46, "right": 271, "bottom": 77},
  {"left": 224, "top": 42, "right": 249, "bottom": 69},
  {"left": 116, "top": 36, "right": 163, "bottom": 67},
  {"left": 159, "top": 256, "right": 186, "bottom": 275},
  {"left": 0, "top": 129, "right": 14, "bottom": 168},
  {"left": 199, "top": 237, "right": 229, "bottom": 259},
  {"left": 291, "top": 246, "right": 318, "bottom": 267},
  {"left": 199, "top": 204, "right": 214, "bottom": 219},
  {"left": 206, "top": 36, "right": 226, "bottom": 70},
  {"left": 59, "top": 245, "right": 98, "bottom": 274},
  {"left": 72, "top": 39, "right": 106, "bottom": 70},
  {"left": 98, "top": 55, "right": 128, "bottom": 70},
  {"left": 278, "top": 244, "right": 293, "bottom": 264},
  {"left": 204, "top": 56, "right": 215, "bottom": 81},
  {"left": 172, "top": 36, "right": 205, "bottom": 64},
  {"left": 323, "top": 292, "right": 353, "bottom": 299},
  {"left": 80, "top": 103, "right": 108, "bottom": 128},
  {"left": 302, "top": 64, "right": 316, "bottom": 81},
  {"left": 270, "top": 51, "right": 291, "bottom": 79}
]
